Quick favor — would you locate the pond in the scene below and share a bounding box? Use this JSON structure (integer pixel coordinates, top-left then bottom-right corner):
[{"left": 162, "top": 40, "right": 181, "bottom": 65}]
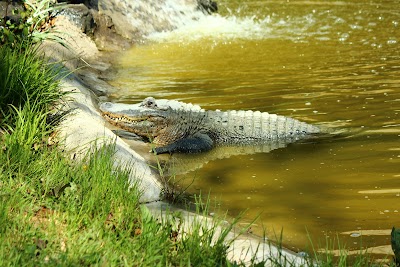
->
[{"left": 107, "top": 0, "right": 400, "bottom": 256}]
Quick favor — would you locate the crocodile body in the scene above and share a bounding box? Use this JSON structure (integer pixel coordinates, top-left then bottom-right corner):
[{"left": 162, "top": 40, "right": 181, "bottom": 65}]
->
[{"left": 100, "top": 97, "right": 322, "bottom": 154}]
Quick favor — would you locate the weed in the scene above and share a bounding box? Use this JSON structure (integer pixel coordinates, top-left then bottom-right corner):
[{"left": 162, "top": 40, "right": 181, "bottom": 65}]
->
[
  {"left": 0, "top": 0, "right": 62, "bottom": 46},
  {"left": 0, "top": 42, "right": 66, "bottom": 128}
]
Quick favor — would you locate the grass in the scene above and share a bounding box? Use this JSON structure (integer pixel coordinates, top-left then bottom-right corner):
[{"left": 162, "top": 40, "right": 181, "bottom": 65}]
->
[
  {"left": 307, "top": 236, "right": 395, "bottom": 267},
  {"left": 0, "top": 41, "right": 67, "bottom": 126}
]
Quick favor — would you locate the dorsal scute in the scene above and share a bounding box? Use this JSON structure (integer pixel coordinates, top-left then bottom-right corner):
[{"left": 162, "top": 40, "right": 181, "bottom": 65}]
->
[{"left": 147, "top": 97, "right": 205, "bottom": 112}]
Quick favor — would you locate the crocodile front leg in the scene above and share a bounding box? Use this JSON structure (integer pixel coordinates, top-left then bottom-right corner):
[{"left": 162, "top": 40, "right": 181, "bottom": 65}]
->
[{"left": 153, "top": 133, "right": 213, "bottom": 154}]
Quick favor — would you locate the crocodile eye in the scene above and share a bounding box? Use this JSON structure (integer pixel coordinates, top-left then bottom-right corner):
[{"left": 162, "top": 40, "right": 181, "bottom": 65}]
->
[{"left": 141, "top": 97, "right": 158, "bottom": 108}]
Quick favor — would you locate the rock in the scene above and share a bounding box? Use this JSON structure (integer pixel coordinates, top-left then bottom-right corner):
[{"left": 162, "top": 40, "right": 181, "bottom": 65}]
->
[
  {"left": 75, "top": 69, "right": 114, "bottom": 97},
  {"left": 87, "top": 0, "right": 217, "bottom": 41},
  {"left": 90, "top": 11, "right": 131, "bottom": 51},
  {"left": 0, "top": 1, "right": 24, "bottom": 24},
  {"left": 55, "top": 3, "right": 130, "bottom": 51},
  {"left": 2, "top": 0, "right": 218, "bottom": 50},
  {"left": 197, "top": 0, "right": 218, "bottom": 14},
  {"left": 58, "top": 4, "right": 95, "bottom": 35}
]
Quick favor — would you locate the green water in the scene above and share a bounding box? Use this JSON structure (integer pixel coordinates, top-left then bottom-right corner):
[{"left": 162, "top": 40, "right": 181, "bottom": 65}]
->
[{"left": 109, "top": 0, "right": 400, "bottom": 255}]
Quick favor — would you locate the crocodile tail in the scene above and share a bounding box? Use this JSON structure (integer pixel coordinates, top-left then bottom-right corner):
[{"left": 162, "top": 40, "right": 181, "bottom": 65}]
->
[{"left": 209, "top": 110, "right": 321, "bottom": 143}]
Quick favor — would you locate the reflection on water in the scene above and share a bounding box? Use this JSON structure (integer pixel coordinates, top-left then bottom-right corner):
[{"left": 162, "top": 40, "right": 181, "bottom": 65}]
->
[{"left": 108, "top": 0, "right": 400, "bottom": 255}]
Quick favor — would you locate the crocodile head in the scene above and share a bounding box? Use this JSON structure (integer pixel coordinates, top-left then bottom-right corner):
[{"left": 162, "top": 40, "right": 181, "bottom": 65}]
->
[
  {"left": 99, "top": 97, "right": 202, "bottom": 145},
  {"left": 99, "top": 99, "right": 167, "bottom": 144}
]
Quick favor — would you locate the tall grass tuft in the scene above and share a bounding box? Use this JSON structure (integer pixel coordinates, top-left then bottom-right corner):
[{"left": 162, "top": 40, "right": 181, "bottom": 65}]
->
[{"left": 0, "top": 41, "right": 66, "bottom": 126}]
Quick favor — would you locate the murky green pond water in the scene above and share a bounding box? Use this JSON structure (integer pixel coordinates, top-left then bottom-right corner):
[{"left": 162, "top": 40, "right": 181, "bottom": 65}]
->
[{"left": 108, "top": 0, "right": 400, "bottom": 255}]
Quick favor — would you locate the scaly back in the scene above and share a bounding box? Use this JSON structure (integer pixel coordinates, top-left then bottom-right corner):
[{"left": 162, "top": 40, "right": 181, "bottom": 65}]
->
[{"left": 204, "top": 109, "right": 321, "bottom": 144}]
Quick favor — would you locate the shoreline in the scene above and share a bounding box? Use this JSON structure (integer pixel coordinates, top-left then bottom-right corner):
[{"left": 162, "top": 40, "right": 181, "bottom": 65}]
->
[{"left": 47, "top": 9, "right": 304, "bottom": 265}]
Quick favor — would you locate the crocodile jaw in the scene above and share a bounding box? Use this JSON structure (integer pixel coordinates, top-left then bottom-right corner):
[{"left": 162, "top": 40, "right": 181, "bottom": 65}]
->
[{"left": 100, "top": 102, "right": 167, "bottom": 140}]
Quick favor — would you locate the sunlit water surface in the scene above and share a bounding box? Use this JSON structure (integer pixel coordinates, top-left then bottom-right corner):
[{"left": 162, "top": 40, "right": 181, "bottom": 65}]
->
[{"left": 108, "top": 0, "right": 400, "bottom": 256}]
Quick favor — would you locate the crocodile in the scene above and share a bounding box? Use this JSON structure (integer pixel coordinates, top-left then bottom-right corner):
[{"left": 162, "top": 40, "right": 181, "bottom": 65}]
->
[{"left": 100, "top": 97, "right": 323, "bottom": 154}]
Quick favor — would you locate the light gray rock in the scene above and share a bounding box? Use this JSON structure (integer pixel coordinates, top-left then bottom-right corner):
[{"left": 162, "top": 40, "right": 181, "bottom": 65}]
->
[
  {"left": 58, "top": 4, "right": 95, "bottom": 35},
  {"left": 92, "top": 0, "right": 208, "bottom": 39},
  {"left": 42, "top": 15, "right": 162, "bottom": 203}
]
